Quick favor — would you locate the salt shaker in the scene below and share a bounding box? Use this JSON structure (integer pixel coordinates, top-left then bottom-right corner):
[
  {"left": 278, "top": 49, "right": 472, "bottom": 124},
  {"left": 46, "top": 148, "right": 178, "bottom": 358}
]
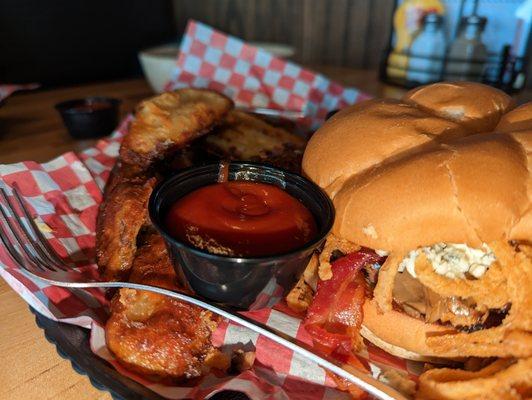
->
[{"left": 444, "top": 15, "right": 488, "bottom": 82}]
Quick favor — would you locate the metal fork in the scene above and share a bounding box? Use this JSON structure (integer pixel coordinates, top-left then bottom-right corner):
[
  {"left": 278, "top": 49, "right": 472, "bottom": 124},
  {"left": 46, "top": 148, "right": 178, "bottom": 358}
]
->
[{"left": 0, "top": 185, "right": 407, "bottom": 400}]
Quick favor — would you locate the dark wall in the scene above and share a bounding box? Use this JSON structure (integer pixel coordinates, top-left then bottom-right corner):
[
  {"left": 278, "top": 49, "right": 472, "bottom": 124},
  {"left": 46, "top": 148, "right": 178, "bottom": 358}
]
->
[
  {"left": 0, "top": 0, "right": 176, "bottom": 86},
  {"left": 172, "top": 0, "right": 395, "bottom": 69}
]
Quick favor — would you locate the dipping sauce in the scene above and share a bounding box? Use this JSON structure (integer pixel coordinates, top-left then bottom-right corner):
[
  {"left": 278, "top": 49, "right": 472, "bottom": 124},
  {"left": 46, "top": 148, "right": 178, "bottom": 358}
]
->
[
  {"left": 165, "top": 181, "right": 318, "bottom": 257},
  {"left": 69, "top": 101, "right": 112, "bottom": 113}
]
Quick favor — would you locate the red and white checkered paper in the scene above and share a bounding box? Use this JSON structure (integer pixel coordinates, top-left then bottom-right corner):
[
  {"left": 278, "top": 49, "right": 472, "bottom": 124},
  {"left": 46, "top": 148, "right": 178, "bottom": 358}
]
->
[
  {"left": 166, "top": 20, "right": 372, "bottom": 131},
  {"left": 0, "top": 21, "right": 423, "bottom": 399},
  {"left": 0, "top": 83, "right": 40, "bottom": 103}
]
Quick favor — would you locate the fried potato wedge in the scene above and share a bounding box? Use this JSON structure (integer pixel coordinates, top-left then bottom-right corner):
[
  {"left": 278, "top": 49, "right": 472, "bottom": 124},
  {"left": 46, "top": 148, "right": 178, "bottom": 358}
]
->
[
  {"left": 96, "top": 168, "right": 155, "bottom": 281},
  {"left": 203, "top": 110, "right": 306, "bottom": 172},
  {"left": 120, "top": 89, "right": 233, "bottom": 168},
  {"left": 105, "top": 234, "right": 219, "bottom": 381}
]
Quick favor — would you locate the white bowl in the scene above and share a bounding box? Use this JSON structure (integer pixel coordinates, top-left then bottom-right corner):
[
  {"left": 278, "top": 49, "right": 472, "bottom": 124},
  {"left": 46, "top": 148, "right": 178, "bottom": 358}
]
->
[
  {"left": 249, "top": 42, "right": 295, "bottom": 59},
  {"left": 138, "top": 44, "right": 180, "bottom": 93},
  {"left": 139, "top": 42, "right": 296, "bottom": 93}
]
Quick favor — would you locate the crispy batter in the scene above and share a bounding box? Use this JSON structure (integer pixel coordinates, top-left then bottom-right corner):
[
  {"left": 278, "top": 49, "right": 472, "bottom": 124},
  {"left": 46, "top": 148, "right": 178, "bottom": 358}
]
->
[
  {"left": 126, "top": 232, "right": 180, "bottom": 288},
  {"left": 378, "top": 368, "right": 417, "bottom": 398},
  {"left": 286, "top": 275, "right": 314, "bottom": 313},
  {"left": 286, "top": 254, "right": 320, "bottom": 313},
  {"left": 203, "top": 348, "right": 231, "bottom": 372},
  {"left": 302, "top": 252, "right": 320, "bottom": 291},
  {"left": 373, "top": 251, "right": 407, "bottom": 313},
  {"left": 231, "top": 350, "right": 256, "bottom": 373},
  {"left": 120, "top": 89, "right": 233, "bottom": 168},
  {"left": 417, "top": 358, "right": 532, "bottom": 400},
  {"left": 317, "top": 234, "right": 361, "bottom": 280},
  {"left": 203, "top": 110, "right": 306, "bottom": 172},
  {"left": 426, "top": 326, "right": 532, "bottom": 358},
  {"left": 105, "top": 234, "right": 219, "bottom": 381},
  {"left": 96, "top": 170, "right": 155, "bottom": 281}
]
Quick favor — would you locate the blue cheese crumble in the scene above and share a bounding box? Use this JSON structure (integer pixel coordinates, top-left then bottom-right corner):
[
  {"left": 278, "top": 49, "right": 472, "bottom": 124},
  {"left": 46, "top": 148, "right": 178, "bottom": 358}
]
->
[{"left": 398, "top": 243, "right": 496, "bottom": 279}]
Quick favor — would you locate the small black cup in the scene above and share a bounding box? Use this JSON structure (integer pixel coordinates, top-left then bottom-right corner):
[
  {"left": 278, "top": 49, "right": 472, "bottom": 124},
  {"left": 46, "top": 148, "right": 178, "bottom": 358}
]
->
[
  {"left": 55, "top": 97, "right": 121, "bottom": 139},
  {"left": 149, "top": 162, "right": 335, "bottom": 309}
]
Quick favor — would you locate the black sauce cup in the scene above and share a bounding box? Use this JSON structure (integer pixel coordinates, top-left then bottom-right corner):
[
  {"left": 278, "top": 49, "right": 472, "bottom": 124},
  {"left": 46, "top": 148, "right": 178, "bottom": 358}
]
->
[
  {"left": 55, "top": 97, "right": 121, "bottom": 139},
  {"left": 149, "top": 162, "right": 335, "bottom": 310}
]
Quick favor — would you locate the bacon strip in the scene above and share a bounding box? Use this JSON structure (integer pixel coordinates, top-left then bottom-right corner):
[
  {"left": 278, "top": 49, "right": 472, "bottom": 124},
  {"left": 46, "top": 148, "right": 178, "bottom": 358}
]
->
[{"left": 304, "top": 249, "right": 382, "bottom": 355}]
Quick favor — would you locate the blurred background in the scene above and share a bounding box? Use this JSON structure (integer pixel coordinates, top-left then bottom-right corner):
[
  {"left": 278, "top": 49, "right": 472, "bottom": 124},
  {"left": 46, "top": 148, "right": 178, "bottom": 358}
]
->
[{"left": 1, "top": 0, "right": 531, "bottom": 90}]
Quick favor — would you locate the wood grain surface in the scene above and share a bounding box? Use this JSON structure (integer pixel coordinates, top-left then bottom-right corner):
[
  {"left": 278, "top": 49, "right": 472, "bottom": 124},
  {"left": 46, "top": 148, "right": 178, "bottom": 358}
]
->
[{"left": 0, "top": 71, "right": 531, "bottom": 400}]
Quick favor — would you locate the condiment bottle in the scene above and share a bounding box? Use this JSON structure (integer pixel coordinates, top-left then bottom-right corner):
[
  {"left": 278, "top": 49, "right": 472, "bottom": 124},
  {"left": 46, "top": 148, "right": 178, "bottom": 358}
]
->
[
  {"left": 387, "top": 0, "right": 445, "bottom": 79},
  {"left": 444, "top": 15, "right": 488, "bottom": 82},
  {"left": 406, "top": 12, "right": 447, "bottom": 84}
]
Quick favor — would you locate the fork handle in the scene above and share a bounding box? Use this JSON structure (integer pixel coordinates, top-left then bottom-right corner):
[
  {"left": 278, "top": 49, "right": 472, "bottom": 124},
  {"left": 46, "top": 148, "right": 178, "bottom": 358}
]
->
[{"left": 23, "top": 273, "right": 407, "bottom": 400}]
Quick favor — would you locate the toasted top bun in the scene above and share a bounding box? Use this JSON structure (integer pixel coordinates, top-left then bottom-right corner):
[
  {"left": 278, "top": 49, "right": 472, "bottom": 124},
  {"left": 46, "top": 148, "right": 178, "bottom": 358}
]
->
[
  {"left": 302, "top": 99, "right": 467, "bottom": 197},
  {"left": 333, "top": 133, "right": 529, "bottom": 252},
  {"left": 403, "top": 82, "right": 515, "bottom": 133},
  {"left": 303, "top": 82, "right": 531, "bottom": 252},
  {"left": 496, "top": 103, "right": 532, "bottom": 133}
]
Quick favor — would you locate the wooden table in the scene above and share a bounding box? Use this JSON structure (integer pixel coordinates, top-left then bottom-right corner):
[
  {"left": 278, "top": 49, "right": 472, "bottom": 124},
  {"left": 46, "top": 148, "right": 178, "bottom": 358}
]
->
[{"left": 1, "top": 70, "right": 531, "bottom": 400}]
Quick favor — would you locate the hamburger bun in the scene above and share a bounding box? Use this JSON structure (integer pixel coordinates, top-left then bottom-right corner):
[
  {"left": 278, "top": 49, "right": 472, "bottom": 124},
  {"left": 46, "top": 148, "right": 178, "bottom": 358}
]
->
[
  {"left": 496, "top": 102, "right": 532, "bottom": 133},
  {"left": 403, "top": 82, "right": 515, "bottom": 133},
  {"left": 302, "top": 99, "right": 468, "bottom": 197},
  {"left": 332, "top": 132, "right": 530, "bottom": 253},
  {"left": 361, "top": 300, "right": 452, "bottom": 362}
]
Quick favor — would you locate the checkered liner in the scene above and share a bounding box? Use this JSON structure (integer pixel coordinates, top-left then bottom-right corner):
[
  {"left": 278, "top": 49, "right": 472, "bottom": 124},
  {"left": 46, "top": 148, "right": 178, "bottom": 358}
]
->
[
  {"left": 0, "top": 83, "right": 40, "bottom": 102},
  {"left": 0, "top": 21, "right": 424, "bottom": 399},
  {"left": 0, "top": 126, "right": 424, "bottom": 399},
  {"left": 166, "top": 20, "right": 372, "bottom": 131}
]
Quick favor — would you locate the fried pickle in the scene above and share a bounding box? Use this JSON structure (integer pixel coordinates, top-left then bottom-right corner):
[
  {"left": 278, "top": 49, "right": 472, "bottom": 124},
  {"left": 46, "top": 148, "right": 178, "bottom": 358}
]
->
[
  {"left": 120, "top": 89, "right": 233, "bottom": 168},
  {"left": 105, "top": 234, "right": 219, "bottom": 381}
]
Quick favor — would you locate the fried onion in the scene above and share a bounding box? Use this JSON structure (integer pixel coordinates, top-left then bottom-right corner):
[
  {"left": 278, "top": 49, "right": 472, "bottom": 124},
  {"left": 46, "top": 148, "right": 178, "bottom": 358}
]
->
[{"left": 417, "top": 357, "right": 532, "bottom": 400}]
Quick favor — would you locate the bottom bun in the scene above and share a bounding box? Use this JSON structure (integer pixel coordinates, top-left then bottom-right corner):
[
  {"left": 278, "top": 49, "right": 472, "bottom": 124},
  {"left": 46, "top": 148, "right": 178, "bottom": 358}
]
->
[{"left": 361, "top": 300, "right": 457, "bottom": 363}]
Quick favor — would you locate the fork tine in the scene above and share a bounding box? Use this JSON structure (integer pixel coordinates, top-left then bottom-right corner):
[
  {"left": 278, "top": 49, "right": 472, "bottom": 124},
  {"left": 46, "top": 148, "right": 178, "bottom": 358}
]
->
[
  {"left": 0, "top": 200, "right": 47, "bottom": 273},
  {"left": 10, "top": 185, "right": 70, "bottom": 271},
  {"left": 0, "top": 213, "right": 29, "bottom": 268},
  {"left": 0, "top": 188, "right": 48, "bottom": 271},
  {"left": 0, "top": 187, "right": 60, "bottom": 272}
]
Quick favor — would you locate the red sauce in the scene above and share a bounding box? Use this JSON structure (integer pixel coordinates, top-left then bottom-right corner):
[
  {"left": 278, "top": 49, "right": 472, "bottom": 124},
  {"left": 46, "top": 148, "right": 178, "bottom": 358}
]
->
[
  {"left": 165, "top": 181, "right": 318, "bottom": 257},
  {"left": 70, "top": 102, "right": 111, "bottom": 112}
]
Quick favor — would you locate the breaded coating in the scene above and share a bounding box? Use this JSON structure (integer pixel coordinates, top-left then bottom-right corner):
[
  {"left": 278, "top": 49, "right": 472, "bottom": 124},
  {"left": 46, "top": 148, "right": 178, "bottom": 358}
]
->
[
  {"left": 96, "top": 168, "right": 155, "bottom": 281},
  {"left": 120, "top": 89, "right": 233, "bottom": 168},
  {"left": 105, "top": 234, "right": 219, "bottom": 380},
  {"left": 417, "top": 358, "right": 532, "bottom": 400},
  {"left": 203, "top": 110, "right": 306, "bottom": 172}
]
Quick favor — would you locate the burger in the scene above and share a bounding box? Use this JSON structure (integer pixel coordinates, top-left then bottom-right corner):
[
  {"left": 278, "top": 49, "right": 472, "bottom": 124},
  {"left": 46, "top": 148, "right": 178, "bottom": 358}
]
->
[{"left": 292, "top": 82, "right": 532, "bottom": 398}]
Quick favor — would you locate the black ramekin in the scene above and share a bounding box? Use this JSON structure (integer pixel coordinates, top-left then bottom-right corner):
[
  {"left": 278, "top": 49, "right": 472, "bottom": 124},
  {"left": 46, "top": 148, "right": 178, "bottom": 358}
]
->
[
  {"left": 55, "top": 97, "right": 121, "bottom": 139},
  {"left": 149, "top": 162, "right": 335, "bottom": 309}
]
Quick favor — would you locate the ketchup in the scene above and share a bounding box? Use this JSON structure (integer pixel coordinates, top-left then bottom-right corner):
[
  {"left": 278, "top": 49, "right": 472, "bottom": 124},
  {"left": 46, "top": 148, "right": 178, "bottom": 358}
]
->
[
  {"left": 165, "top": 181, "right": 318, "bottom": 257},
  {"left": 71, "top": 102, "right": 111, "bottom": 112}
]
